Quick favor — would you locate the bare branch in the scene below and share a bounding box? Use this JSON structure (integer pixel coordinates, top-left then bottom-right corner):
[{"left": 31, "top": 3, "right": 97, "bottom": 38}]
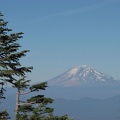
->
[
  {"left": 19, "top": 90, "right": 32, "bottom": 95},
  {"left": 18, "top": 102, "right": 35, "bottom": 106}
]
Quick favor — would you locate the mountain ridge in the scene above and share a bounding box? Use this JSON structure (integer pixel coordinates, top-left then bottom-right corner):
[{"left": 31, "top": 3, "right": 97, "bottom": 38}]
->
[{"left": 1, "top": 88, "right": 120, "bottom": 120}]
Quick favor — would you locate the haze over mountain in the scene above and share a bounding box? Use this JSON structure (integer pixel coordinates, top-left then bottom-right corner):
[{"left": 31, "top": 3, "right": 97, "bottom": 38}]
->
[
  {"left": 48, "top": 65, "right": 118, "bottom": 87},
  {"left": 45, "top": 65, "right": 120, "bottom": 100}
]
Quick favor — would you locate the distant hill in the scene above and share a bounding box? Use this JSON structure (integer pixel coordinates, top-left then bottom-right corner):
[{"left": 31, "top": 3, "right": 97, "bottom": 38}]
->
[
  {"left": 1, "top": 88, "right": 120, "bottom": 120},
  {"left": 51, "top": 96, "right": 120, "bottom": 120}
]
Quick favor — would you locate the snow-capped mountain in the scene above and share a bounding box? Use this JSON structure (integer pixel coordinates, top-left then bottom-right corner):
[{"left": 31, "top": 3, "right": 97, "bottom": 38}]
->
[{"left": 48, "top": 65, "right": 117, "bottom": 87}]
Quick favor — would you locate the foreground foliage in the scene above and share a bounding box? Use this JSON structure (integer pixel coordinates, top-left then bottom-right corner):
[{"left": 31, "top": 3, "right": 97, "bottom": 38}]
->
[{"left": 0, "top": 12, "right": 71, "bottom": 120}]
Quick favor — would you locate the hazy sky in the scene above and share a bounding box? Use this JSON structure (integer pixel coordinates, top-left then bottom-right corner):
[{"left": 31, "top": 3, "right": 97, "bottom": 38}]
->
[{"left": 0, "top": 0, "right": 120, "bottom": 83}]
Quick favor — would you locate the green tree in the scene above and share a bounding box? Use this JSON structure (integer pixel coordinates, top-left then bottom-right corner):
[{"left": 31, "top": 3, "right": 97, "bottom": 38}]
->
[
  {"left": 13, "top": 80, "right": 70, "bottom": 120},
  {"left": 0, "top": 12, "right": 71, "bottom": 120},
  {"left": 0, "top": 110, "right": 10, "bottom": 120},
  {"left": 0, "top": 11, "right": 32, "bottom": 96},
  {"left": 0, "top": 11, "right": 32, "bottom": 119}
]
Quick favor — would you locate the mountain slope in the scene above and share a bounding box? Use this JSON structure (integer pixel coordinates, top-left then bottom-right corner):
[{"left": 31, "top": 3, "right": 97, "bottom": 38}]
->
[{"left": 48, "top": 65, "right": 117, "bottom": 87}]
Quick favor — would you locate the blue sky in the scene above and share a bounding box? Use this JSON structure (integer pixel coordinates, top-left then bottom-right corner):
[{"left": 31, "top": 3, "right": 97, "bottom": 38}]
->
[{"left": 0, "top": 0, "right": 120, "bottom": 83}]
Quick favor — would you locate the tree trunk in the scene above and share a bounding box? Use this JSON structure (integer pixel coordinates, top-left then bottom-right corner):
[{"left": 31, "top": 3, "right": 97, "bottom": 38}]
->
[{"left": 15, "top": 88, "right": 20, "bottom": 120}]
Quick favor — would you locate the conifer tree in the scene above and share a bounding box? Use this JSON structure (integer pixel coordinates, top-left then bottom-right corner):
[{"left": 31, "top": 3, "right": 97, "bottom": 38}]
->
[
  {"left": 0, "top": 12, "right": 71, "bottom": 120},
  {"left": 0, "top": 11, "right": 32, "bottom": 97},
  {"left": 13, "top": 80, "right": 70, "bottom": 120},
  {"left": 0, "top": 11, "right": 32, "bottom": 119},
  {"left": 0, "top": 110, "right": 10, "bottom": 120}
]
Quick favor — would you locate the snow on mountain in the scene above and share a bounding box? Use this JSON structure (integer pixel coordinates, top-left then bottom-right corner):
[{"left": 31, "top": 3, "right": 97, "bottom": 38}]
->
[{"left": 48, "top": 65, "right": 117, "bottom": 87}]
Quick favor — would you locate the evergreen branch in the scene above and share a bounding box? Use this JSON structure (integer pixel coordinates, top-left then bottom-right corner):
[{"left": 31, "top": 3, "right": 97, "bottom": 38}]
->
[
  {"left": 30, "top": 82, "right": 47, "bottom": 92},
  {"left": 27, "top": 95, "right": 53, "bottom": 104}
]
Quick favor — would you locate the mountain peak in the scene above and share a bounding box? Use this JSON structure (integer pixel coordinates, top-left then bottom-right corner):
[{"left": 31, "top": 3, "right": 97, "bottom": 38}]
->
[
  {"left": 48, "top": 65, "right": 116, "bottom": 87},
  {"left": 67, "top": 65, "right": 91, "bottom": 77}
]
